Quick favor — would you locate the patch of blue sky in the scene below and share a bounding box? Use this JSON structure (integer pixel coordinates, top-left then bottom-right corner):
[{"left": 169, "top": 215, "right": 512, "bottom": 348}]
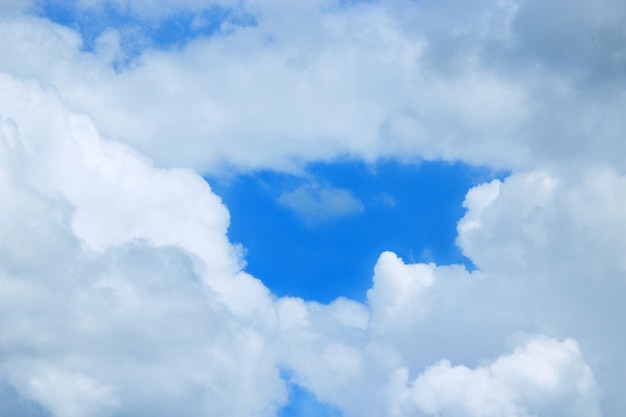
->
[
  {"left": 278, "top": 372, "right": 342, "bottom": 417},
  {"left": 36, "top": 1, "right": 256, "bottom": 67},
  {"left": 207, "top": 160, "right": 506, "bottom": 303}
]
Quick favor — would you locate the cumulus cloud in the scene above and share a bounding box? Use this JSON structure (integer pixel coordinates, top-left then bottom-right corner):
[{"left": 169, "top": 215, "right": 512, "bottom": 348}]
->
[
  {"left": 272, "top": 250, "right": 605, "bottom": 417},
  {"left": 455, "top": 168, "right": 626, "bottom": 414},
  {"left": 2, "top": 1, "right": 626, "bottom": 416},
  {"left": 278, "top": 183, "right": 364, "bottom": 224},
  {"left": 1, "top": 0, "right": 625, "bottom": 173},
  {"left": 398, "top": 337, "right": 600, "bottom": 417},
  {"left": 0, "top": 74, "right": 285, "bottom": 417}
]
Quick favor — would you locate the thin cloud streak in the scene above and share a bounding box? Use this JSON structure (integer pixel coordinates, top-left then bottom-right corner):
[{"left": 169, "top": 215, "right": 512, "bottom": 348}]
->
[{"left": 278, "top": 183, "right": 364, "bottom": 224}]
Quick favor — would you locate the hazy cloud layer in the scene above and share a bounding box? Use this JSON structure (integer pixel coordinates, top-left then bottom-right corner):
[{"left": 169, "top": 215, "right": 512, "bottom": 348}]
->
[{"left": 2, "top": 1, "right": 626, "bottom": 416}]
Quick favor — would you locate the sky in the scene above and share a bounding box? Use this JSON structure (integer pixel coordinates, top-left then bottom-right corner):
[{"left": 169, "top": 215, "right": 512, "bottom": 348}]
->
[
  {"left": 207, "top": 160, "right": 499, "bottom": 302},
  {"left": 1, "top": 1, "right": 626, "bottom": 416}
]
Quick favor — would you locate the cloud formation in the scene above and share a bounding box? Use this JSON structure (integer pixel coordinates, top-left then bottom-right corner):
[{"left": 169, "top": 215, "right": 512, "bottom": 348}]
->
[
  {"left": 2, "top": 1, "right": 626, "bottom": 416},
  {"left": 0, "top": 74, "right": 284, "bottom": 417},
  {"left": 1, "top": 0, "right": 625, "bottom": 173}
]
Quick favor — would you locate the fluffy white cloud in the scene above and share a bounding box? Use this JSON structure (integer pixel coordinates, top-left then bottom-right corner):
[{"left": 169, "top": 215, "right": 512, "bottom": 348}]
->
[
  {"left": 272, "top": 251, "right": 605, "bottom": 417},
  {"left": 2, "top": 0, "right": 626, "bottom": 416},
  {"left": 0, "top": 73, "right": 285, "bottom": 417},
  {"left": 396, "top": 337, "right": 600, "bottom": 417},
  {"left": 367, "top": 251, "right": 435, "bottom": 332},
  {"left": 2, "top": 0, "right": 625, "bottom": 173},
  {"left": 455, "top": 168, "right": 626, "bottom": 415}
]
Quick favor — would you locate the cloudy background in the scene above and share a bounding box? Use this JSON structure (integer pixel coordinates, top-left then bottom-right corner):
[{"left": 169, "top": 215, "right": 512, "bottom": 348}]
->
[{"left": 1, "top": 0, "right": 625, "bottom": 416}]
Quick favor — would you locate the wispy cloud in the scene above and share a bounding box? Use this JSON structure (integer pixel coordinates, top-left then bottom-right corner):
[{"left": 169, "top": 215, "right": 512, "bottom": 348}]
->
[{"left": 278, "top": 183, "right": 364, "bottom": 224}]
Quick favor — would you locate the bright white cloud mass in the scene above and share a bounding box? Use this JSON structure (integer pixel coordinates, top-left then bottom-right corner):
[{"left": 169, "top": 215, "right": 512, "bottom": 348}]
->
[{"left": 1, "top": 0, "right": 625, "bottom": 416}]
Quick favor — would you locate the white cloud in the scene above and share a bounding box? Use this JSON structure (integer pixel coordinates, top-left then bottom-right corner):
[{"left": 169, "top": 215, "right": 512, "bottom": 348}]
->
[
  {"left": 398, "top": 337, "right": 600, "bottom": 417},
  {"left": 367, "top": 251, "right": 435, "bottom": 332},
  {"left": 10, "top": 1, "right": 626, "bottom": 174},
  {"left": 278, "top": 183, "right": 364, "bottom": 224},
  {"left": 272, "top": 249, "right": 606, "bottom": 417},
  {"left": 0, "top": 74, "right": 285, "bottom": 417},
  {"left": 5, "top": 0, "right": 626, "bottom": 172},
  {"left": 454, "top": 168, "right": 626, "bottom": 414},
  {"left": 14, "top": 365, "right": 121, "bottom": 417}
]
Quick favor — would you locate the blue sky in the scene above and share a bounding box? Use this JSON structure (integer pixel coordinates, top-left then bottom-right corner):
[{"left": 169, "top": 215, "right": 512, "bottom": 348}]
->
[
  {"left": 209, "top": 160, "right": 500, "bottom": 302},
  {"left": 38, "top": 1, "right": 254, "bottom": 48},
  {"left": 2, "top": 1, "right": 626, "bottom": 417},
  {"left": 37, "top": 0, "right": 256, "bottom": 69}
]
